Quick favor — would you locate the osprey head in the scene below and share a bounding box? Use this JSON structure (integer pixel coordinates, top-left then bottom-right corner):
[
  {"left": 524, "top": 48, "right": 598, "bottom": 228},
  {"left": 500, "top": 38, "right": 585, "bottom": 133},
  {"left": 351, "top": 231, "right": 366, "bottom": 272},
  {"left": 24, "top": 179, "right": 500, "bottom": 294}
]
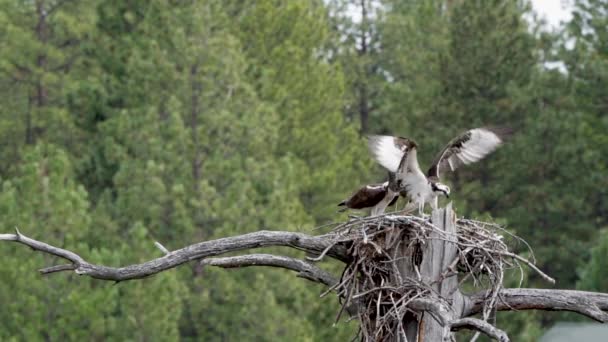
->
[
  {"left": 405, "top": 139, "right": 418, "bottom": 150},
  {"left": 395, "top": 137, "right": 417, "bottom": 152},
  {"left": 432, "top": 182, "right": 450, "bottom": 198}
]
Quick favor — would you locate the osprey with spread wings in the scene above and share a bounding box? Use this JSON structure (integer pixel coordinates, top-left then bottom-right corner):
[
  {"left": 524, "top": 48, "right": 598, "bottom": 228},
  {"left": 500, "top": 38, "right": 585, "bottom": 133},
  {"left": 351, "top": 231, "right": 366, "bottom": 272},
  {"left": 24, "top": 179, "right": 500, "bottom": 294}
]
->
[
  {"left": 339, "top": 127, "right": 512, "bottom": 216},
  {"left": 368, "top": 127, "right": 512, "bottom": 215}
]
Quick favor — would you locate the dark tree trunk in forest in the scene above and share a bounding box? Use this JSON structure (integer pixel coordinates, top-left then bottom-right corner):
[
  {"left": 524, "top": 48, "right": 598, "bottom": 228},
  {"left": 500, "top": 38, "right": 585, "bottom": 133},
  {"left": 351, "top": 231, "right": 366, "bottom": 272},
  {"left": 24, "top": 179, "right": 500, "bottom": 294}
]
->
[
  {"left": 189, "top": 64, "right": 203, "bottom": 197},
  {"left": 26, "top": 0, "right": 49, "bottom": 145},
  {"left": 35, "top": 0, "right": 49, "bottom": 109},
  {"left": 25, "top": 96, "right": 34, "bottom": 145},
  {"left": 358, "top": 85, "right": 369, "bottom": 134},
  {"left": 358, "top": 0, "right": 370, "bottom": 134}
]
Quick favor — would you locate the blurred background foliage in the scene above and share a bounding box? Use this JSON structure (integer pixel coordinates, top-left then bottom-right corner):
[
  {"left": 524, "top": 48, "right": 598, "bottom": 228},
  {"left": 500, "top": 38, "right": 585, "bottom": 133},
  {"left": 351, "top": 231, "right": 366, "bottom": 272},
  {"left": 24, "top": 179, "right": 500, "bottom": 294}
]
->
[{"left": 0, "top": 0, "right": 606, "bottom": 340}]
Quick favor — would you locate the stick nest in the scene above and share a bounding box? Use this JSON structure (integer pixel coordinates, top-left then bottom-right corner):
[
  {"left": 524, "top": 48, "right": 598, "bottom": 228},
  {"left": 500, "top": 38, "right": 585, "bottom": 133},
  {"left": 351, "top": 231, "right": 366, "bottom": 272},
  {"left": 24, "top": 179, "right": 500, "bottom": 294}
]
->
[{"left": 321, "top": 213, "right": 546, "bottom": 341}]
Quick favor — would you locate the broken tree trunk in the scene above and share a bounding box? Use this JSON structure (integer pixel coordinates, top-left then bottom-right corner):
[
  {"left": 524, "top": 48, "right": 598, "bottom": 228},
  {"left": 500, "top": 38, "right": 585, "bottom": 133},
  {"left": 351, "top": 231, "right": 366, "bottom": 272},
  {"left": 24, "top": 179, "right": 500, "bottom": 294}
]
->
[
  {"left": 392, "top": 203, "right": 467, "bottom": 341},
  {"left": 420, "top": 203, "right": 461, "bottom": 340}
]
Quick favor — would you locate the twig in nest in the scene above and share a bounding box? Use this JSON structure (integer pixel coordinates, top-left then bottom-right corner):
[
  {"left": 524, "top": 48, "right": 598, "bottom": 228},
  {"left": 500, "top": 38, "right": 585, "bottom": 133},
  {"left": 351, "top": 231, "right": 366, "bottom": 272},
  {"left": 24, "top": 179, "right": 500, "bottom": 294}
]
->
[{"left": 327, "top": 213, "right": 551, "bottom": 341}]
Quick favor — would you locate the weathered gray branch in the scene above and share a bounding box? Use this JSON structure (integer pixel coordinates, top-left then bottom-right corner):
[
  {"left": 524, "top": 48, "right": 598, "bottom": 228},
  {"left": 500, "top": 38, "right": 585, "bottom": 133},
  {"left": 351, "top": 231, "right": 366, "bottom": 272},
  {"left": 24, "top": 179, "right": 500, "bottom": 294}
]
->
[
  {"left": 467, "top": 288, "right": 608, "bottom": 322},
  {"left": 201, "top": 254, "right": 338, "bottom": 287},
  {"left": 4, "top": 221, "right": 608, "bottom": 341},
  {"left": 0, "top": 229, "right": 348, "bottom": 281},
  {"left": 450, "top": 317, "right": 509, "bottom": 342},
  {"left": 1, "top": 228, "right": 86, "bottom": 264},
  {"left": 498, "top": 251, "right": 555, "bottom": 284},
  {"left": 40, "top": 264, "right": 77, "bottom": 274}
]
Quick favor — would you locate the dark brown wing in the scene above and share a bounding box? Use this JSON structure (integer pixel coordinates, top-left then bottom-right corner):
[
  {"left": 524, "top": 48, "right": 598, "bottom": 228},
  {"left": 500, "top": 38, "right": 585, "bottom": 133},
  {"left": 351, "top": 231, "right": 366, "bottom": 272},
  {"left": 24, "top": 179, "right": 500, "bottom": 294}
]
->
[
  {"left": 427, "top": 127, "right": 513, "bottom": 179},
  {"left": 338, "top": 183, "right": 388, "bottom": 210}
]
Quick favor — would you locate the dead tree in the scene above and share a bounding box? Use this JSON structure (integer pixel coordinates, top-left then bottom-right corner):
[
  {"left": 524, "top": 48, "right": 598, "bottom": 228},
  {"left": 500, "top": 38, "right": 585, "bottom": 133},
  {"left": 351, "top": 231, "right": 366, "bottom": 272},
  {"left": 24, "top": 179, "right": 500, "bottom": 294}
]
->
[{"left": 1, "top": 204, "right": 608, "bottom": 341}]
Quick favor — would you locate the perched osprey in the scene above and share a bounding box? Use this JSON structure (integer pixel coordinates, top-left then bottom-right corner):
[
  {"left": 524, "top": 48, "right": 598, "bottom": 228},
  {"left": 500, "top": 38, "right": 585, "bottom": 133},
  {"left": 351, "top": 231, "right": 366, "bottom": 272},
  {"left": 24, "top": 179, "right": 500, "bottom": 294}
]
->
[
  {"left": 368, "top": 127, "right": 512, "bottom": 215},
  {"left": 337, "top": 179, "right": 399, "bottom": 216}
]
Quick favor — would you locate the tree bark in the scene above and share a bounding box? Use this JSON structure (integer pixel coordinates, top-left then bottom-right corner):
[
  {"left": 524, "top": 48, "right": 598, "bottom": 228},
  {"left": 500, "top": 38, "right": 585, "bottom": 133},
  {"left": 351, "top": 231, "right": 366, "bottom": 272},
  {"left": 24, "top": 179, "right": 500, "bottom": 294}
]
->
[
  {"left": 467, "top": 288, "right": 608, "bottom": 322},
  {"left": 392, "top": 204, "right": 468, "bottom": 341},
  {"left": 0, "top": 229, "right": 348, "bottom": 281},
  {"left": 419, "top": 203, "right": 466, "bottom": 341}
]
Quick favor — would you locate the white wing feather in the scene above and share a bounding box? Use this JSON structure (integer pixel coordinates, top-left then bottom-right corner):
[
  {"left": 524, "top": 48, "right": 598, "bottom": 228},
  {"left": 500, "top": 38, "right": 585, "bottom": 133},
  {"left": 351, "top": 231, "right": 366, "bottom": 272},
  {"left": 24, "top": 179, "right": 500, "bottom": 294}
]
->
[
  {"left": 368, "top": 135, "right": 405, "bottom": 173},
  {"left": 459, "top": 128, "right": 504, "bottom": 165},
  {"left": 365, "top": 181, "right": 389, "bottom": 191},
  {"left": 428, "top": 127, "right": 511, "bottom": 178}
]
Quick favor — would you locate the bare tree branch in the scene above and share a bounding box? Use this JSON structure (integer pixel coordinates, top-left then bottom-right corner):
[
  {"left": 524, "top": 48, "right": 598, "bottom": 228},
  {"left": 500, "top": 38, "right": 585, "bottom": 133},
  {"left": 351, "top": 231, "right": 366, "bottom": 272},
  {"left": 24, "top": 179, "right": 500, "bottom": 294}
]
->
[
  {"left": 466, "top": 288, "right": 608, "bottom": 322},
  {"left": 154, "top": 241, "right": 170, "bottom": 255},
  {"left": 201, "top": 254, "right": 363, "bottom": 317},
  {"left": 5, "top": 221, "right": 608, "bottom": 339},
  {"left": 498, "top": 251, "right": 555, "bottom": 284},
  {"left": 40, "top": 264, "right": 77, "bottom": 274},
  {"left": 1, "top": 228, "right": 85, "bottom": 264},
  {"left": 0, "top": 229, "right": 348, "bottom": 282},
  {"left": 450, "top": 317, "right": 509, "bottom": 342},
  {"left": 407, "top": 297, "right": 454, "bottom": 327},
  {"left": 201, "top": 254, "right": 338, "bottom": 287}
]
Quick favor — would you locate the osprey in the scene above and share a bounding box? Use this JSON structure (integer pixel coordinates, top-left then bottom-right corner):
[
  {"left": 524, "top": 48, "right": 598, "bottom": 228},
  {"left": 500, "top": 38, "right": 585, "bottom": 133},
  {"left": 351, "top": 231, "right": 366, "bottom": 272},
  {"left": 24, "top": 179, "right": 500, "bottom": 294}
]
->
[
  {"left": 338, "top": 179, "right": 399, "bottom": 216},
  {"left": 368, "top": 127, "right": 512, "bottom": 215}
]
